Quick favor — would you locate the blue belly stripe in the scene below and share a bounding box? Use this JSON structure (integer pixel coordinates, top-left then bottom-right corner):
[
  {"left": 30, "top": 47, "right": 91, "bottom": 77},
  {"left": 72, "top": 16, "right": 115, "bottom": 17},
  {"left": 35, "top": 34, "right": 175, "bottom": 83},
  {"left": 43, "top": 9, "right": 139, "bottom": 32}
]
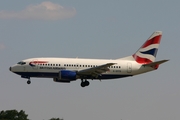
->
[{"left": 14, "top": 72, "right": 132, "bottom": 80}]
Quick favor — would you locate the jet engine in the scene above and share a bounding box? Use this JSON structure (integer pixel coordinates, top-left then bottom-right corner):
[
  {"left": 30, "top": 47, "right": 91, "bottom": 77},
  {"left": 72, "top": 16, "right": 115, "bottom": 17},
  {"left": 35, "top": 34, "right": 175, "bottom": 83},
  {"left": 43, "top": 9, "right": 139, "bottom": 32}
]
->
[{"left": 53, "top": 70, "right": 77, "bottom": 83}]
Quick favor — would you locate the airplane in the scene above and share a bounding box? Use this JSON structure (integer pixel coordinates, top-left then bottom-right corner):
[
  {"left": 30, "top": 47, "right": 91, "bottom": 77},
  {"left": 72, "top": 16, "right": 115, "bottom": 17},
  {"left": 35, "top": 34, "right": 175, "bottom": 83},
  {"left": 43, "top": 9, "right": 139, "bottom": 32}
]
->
[{"left": 9, "top": 31, "right": 168, "bottom": 87}]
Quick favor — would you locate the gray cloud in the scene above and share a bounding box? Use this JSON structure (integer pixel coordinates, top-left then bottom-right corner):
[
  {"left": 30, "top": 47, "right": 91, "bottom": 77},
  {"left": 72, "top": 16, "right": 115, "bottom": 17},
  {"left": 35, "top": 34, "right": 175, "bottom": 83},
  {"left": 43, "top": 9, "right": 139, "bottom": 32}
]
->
[{"left": 0, "top": 1, "right": 76, "bottom": 20}]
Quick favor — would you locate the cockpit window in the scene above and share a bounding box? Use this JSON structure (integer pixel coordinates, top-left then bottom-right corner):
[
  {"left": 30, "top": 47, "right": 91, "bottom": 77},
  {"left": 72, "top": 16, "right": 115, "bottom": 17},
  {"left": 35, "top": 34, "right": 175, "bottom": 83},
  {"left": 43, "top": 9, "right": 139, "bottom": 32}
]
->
[{"left": 17, "top": 61, "right": 26, "bottom": 65}]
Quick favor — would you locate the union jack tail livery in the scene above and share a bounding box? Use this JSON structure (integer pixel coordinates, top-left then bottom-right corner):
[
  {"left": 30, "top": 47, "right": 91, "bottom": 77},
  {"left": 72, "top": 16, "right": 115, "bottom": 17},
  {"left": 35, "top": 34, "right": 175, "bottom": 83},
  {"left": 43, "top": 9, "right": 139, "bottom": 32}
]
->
[{"left": 133, "top": 31, "right": 162, "bottom": 64}]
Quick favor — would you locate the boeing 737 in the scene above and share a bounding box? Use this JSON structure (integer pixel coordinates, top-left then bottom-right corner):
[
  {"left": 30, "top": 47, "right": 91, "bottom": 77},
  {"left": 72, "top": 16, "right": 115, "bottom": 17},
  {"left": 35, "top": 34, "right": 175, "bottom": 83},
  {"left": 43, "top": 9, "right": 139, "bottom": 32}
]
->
[{"left": 9, "top": 31, "right": 168, "bottom": 87}]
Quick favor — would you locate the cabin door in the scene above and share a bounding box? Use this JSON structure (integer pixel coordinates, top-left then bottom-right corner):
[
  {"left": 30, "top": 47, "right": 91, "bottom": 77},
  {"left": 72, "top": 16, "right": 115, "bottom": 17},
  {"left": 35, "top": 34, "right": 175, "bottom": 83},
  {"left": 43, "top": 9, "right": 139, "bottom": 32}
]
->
[{"left": 127, "top": 63, "right": 132, "bottom": 73}]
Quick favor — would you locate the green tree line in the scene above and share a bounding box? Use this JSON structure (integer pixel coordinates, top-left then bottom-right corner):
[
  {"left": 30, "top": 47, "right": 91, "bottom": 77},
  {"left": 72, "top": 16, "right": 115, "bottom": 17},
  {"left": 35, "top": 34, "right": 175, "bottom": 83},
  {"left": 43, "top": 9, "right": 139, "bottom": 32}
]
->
[{"left": 0, "top": 109, "right": 63, "bottom": 120}]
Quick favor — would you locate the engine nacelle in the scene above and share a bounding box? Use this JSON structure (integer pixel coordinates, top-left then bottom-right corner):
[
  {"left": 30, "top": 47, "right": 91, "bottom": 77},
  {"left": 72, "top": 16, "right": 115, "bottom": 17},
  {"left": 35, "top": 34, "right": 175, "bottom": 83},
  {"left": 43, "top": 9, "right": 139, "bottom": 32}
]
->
[{"left": 53, "top": 70, "right": 77, "bottom": 83}]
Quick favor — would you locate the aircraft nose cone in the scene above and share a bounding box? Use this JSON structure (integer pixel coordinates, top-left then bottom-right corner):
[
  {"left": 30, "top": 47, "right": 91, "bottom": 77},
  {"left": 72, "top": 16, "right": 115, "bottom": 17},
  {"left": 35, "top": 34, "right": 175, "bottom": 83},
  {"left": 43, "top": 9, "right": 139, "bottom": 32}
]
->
[{"left": 9, "top": 67, "right": 11, "bottom": 71}]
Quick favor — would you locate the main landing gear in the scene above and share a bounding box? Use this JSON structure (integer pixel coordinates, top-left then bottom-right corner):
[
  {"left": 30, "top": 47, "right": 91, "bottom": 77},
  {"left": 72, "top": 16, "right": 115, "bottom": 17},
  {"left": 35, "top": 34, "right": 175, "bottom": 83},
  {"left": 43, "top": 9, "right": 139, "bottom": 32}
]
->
[{"left": 81, "top": 79, "right": 90, "bottom": 87}]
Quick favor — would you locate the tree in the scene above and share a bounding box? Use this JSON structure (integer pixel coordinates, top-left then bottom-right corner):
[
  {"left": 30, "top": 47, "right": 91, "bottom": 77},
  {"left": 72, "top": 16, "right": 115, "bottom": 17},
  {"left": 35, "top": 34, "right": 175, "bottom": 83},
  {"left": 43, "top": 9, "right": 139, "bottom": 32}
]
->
[{"left": 0, "top": 110, "right": 29, "bottom": 120}]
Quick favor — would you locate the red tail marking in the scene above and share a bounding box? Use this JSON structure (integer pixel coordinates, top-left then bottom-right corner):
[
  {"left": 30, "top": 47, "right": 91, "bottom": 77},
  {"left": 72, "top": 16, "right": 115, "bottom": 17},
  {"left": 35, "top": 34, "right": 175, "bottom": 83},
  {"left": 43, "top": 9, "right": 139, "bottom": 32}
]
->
[
  {"left": 141, "top": 35, "right": 162, "bottom": 48},
  {"left": 132, "top": 54, "right": 152, "bottom": 64}
]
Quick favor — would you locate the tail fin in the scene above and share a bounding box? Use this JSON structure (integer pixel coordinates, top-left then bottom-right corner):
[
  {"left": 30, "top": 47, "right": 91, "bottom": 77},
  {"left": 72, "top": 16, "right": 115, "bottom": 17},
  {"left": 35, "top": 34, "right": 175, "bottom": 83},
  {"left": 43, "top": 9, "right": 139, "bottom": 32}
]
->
[{"left": 132, "top": 31, "right": 162, "bottom": 64}]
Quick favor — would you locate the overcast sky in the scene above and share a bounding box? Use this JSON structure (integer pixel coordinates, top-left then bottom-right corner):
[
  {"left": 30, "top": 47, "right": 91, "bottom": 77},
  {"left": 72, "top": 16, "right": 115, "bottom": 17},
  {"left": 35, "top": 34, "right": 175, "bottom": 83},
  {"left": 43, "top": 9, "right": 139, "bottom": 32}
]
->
[{"left": 0, "top": 0, "right": 179, "bottom": 120}]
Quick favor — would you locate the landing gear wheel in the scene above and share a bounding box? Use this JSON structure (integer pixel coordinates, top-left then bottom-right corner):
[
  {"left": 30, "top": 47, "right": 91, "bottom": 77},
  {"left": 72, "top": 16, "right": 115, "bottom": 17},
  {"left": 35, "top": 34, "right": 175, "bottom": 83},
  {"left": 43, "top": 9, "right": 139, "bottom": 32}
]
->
[
  {"left": 80, "top": 80, "right": 90, "bottom": 87},
  {"left": 27, "top": 80, "right": 31, "bottom": 84},
  {"left": 81, "top": 82, "right": 86, "bottom": 87},
  {"left": 85, "top": 80, "right": 90, "bottom": 86}
]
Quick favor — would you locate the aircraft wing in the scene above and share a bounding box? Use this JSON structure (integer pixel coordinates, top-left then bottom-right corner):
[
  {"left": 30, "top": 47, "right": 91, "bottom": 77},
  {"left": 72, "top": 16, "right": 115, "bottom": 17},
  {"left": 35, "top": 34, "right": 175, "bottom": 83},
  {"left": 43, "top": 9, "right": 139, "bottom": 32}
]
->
[{"left": 77, "top": 63, "right": 116, "bottom": 78}]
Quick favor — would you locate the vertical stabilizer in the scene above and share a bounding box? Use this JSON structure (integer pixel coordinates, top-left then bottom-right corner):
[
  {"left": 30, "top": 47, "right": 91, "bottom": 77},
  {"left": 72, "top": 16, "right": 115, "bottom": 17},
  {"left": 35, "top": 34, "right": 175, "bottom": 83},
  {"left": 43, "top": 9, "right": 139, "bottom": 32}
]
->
[{"left": 132, "top": 31, "right": 162, "bottom": 64}]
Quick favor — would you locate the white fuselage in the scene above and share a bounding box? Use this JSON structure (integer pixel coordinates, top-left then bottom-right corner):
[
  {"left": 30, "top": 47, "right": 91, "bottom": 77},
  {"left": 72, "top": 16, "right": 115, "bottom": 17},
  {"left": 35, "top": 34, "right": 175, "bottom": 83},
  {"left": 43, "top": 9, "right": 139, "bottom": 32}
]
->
[
  {"left": 9, "top": 31, "right": 167, "bottom": 87},
  {"left": 10, "top": 57, "right": 155, "bottom": 80}
]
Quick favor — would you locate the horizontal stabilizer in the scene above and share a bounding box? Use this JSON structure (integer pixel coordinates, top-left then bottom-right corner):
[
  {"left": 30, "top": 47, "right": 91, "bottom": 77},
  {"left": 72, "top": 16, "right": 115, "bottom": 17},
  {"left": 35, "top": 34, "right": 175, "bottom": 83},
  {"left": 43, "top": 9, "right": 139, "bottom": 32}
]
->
[{"left": 143, "top": 60, "right": 169, "bottom": 67}]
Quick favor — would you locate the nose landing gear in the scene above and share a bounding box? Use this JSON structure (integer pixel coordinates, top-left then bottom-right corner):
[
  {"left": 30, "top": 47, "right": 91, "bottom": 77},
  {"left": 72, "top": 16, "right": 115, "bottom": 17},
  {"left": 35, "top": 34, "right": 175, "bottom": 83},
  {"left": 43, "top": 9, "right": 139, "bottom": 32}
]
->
[
  {"left": 27, "top": 79, "right": 31, "bottom": 84},
  {"left": 21, "top": 76, "right": 31, "bottom": 84}
]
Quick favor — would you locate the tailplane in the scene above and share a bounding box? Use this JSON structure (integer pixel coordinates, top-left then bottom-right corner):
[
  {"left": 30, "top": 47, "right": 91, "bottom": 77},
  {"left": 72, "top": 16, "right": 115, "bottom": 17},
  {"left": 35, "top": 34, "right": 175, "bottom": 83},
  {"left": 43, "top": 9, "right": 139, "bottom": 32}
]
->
[
  {"left": 132, "top": 31, "right": 162, "bottom": 64},
  {"left": 142, "top": 59, "right": 169, "bottom": 69}
]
